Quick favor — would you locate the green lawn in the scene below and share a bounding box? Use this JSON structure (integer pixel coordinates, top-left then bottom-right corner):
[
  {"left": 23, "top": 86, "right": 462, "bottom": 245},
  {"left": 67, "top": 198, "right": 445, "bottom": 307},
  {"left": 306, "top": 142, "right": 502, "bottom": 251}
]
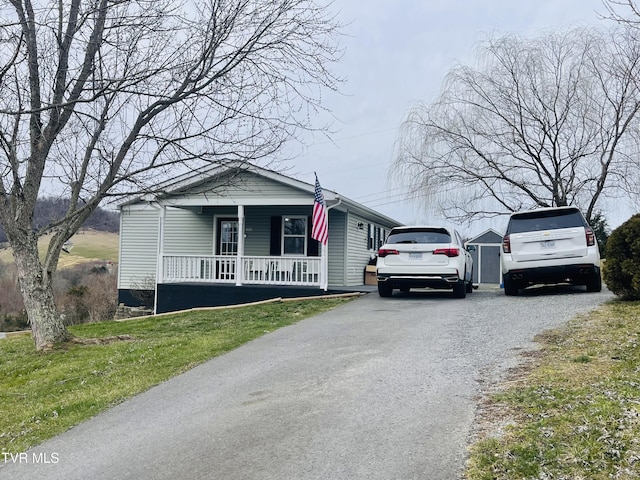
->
[
  {"left": 465, "top": 300, "right": 640, "bottom": 479},
  {"left": 0, "top": 297, "right": 352, "bottom": 453}
]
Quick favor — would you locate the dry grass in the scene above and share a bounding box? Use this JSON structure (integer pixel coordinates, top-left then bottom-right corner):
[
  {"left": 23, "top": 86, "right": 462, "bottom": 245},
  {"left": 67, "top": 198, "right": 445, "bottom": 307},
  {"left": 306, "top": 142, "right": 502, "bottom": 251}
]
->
[
  {"left": 466, "top": 300, "right": 640, "bottom": 479},
  {"left": 0, "top": 229, "right": 118, "bottom": 269}
]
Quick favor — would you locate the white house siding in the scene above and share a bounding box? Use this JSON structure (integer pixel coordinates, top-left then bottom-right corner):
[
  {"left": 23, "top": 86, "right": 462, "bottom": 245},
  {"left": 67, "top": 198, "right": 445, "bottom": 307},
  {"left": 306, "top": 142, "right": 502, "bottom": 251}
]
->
[
  {"left": 345, "top": 212, "right": 376, "bottom": 286},
  {"left": 327, "top": 210, "right": 346, "bottom": 286},
  {"left": 176, "top": 170, "right": 311, "bottom": 203},
  {"left": 243, "top": 206, "right": 272, "bottom": 256},
  {"left": 243, "top": 205, "right": 315, "bottom": 256},
  {"left": 118, "top": 204, "right": 159, "bottom": 290},
  {"left": 163, "top": 207, "right": 214, "bottom": 255}
]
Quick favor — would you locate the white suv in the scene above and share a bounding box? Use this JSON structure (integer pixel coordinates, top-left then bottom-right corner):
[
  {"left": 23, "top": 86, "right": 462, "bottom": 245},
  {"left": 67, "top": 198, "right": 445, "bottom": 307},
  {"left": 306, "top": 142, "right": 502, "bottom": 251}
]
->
[
  {"left": 500, "top": 206, "right": 601, "bottom": 295},
  {"left": 376, "top": 226, "right": 474, "bottom": 298}
]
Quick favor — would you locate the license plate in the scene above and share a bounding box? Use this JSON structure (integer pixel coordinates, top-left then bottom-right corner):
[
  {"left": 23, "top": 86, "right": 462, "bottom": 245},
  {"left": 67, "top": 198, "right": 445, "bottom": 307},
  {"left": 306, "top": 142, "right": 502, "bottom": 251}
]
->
[
  {"left": 540, "top": 240, "right": 556, "bottom": 249},
  {"left": 409, "top": 252, "right": 422, "bottom": 260}
]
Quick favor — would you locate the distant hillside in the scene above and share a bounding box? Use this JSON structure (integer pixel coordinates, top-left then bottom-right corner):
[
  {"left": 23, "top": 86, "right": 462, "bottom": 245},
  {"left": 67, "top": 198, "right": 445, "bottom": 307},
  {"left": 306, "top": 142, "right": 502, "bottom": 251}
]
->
[
  {"left": 0, "top": 230, "right": 119, "bottom": 268},
  {"left": 0, "top": 198, "right": 119, "bottom": 243}
]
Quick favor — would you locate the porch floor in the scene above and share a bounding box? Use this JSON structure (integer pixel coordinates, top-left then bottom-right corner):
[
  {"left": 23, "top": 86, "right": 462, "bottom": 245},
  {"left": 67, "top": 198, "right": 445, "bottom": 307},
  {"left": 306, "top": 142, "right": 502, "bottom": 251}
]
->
[{"left": 154, "top": 283, "right": 377, "bottom": 314}]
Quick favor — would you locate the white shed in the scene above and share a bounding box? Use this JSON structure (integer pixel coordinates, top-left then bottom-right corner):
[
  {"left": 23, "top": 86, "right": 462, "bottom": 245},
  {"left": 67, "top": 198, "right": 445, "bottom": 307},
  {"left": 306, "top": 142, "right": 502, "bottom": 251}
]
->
[{"left": 467, "top": 229, "right": 503, "bottom": 285}]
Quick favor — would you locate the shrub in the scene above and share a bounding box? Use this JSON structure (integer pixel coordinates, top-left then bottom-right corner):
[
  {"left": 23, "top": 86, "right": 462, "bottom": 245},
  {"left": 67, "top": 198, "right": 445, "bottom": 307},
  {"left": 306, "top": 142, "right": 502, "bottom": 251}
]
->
[
  {"left": 0, "top": 310, "right": 29, "bottom": 331},
  {"left": 603, "top": 213, "right": 640, "bottom": 300},
  {"left": 56, "top": 263, "right": 118, "bottom": 324},
  {"left": 0, "top": 261, "right": 118, "bottom": 330},
  {"left": 83, "top": 271, "right": 118, "bottom": 322},
  {"left": 130, "top": 275, "right": 156, "bottom": 309},
  {"left": 0, "top": 276, "right": 27, "bottom": 331},
  {"left": 589, "top": 211, "right": 610, "bottom": 258}
]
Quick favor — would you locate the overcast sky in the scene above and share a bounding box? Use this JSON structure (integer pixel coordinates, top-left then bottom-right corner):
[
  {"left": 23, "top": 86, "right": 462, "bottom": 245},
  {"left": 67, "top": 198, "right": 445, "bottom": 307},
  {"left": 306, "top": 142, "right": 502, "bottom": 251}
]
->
[{"left": 283, "top": 0, "right": 631, "bottom": 235}]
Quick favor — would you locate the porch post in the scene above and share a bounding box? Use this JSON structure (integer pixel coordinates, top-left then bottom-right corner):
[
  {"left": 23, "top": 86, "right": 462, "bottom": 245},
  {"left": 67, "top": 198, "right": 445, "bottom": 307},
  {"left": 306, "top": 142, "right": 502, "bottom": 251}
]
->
[
  {"left": 321, "top": 240, "right": 329, "bottom": 291},
  {"left": 236, "top": 205, "right": 245, "bottom": 286},
  {"left": 153, "top": 204, "right": 166, "bottom": 315}
]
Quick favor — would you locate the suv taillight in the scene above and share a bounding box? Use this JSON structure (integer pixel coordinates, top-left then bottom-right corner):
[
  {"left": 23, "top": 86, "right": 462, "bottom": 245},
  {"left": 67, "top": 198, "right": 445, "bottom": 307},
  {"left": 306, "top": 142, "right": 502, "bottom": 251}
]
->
[
  {"left": 433, "top": 248, "right": 459, "bottom": 257},
  {"left": 378, "top": 248, "right": 399, "bottom": 258},
  {"left": 502, "top": 235, "right": 511, "bottom": 253},
  {"left": 585, "top": 227, "right": 596, "bottom": 247}
]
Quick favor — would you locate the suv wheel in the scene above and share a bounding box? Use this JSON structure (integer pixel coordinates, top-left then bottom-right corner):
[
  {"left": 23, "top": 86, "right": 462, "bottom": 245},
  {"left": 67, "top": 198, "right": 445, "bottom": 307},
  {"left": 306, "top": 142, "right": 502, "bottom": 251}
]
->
[
  {"left": 466, "top": 270, "right": 474, "bottom": 293},
  {"left": 453, "top": 280, "right": 467, "bottom": 298},
  {"left": 378, "top": 282, "right": 393, "bottom": 297},
  {"left": 586, "top": 273, "right": 602, "bottom": 293},
  {"left": 503, "top": 276, "right": 519, "bottom": 296}
]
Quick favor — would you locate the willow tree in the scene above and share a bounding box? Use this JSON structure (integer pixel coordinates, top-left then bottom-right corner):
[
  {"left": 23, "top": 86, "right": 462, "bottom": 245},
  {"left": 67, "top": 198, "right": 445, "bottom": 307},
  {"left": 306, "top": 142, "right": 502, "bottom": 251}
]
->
[
  {"left": 392, "top": 26, "right": 640, "bottom": 224},
  {"left": 0, "top": 0, "right": 341, "bottom": 351}
]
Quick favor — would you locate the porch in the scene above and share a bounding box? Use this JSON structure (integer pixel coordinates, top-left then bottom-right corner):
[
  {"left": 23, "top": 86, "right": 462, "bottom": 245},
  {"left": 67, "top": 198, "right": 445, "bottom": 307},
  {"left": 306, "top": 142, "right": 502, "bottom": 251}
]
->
[{"left": 161, "top": 255, "right": 323, "bottom": 287}]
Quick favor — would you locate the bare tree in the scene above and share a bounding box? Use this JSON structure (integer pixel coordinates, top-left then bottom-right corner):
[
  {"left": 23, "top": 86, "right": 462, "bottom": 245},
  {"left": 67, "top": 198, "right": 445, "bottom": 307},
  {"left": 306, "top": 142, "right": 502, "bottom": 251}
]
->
[
  {"left": 392, "top": 26, "right": 640, "bottom": 224},
  {"left": 0, "top": 0, "right": 342, "bottom": 351},
  {"left": 603, "top": 0, "right": 640, "bottom": 24}
]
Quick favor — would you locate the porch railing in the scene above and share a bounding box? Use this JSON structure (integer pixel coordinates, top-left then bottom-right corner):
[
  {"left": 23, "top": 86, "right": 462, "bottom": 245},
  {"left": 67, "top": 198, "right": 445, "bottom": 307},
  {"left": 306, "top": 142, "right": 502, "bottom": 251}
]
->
[{"left": 161, "top": 255, "right": 322, "bottom": 287}]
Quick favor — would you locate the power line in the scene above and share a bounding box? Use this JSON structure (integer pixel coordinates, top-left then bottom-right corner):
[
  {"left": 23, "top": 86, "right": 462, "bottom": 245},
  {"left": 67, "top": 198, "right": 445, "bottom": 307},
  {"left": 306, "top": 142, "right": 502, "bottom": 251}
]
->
[
  {"left": 303, "top": 126, "right": 400, "bottom": 148},
  {"left": 363, "top": 192, "right": 429, "bottom": 209},
  {"left": 362, "top": 192, "right": 412, "bottom": 207},
  {"left": 352, "top": 186, "right": 407, "bottom": 201}
]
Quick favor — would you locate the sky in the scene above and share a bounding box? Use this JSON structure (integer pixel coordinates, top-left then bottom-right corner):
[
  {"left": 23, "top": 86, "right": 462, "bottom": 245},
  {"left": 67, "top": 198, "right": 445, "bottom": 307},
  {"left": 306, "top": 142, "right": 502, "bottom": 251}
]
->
[{"left": 282, "top": 0, "right": 633, "bottom": 237}]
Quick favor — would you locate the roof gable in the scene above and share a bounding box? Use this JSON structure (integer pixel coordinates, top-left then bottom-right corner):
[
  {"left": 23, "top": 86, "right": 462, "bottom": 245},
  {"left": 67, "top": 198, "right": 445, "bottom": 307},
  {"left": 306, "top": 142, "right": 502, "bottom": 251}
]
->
[
  {"left": 119, "top": 161, "right": 400, "bottom": 227},
  {"left": 171, "top": 168, "right": 336, "bottom": 202},
  {"left": 160, "top": 162, "right": 336, "bottom": 199},
  {"left": 468, "top": 229, "right": 503, "bottom": 244}
]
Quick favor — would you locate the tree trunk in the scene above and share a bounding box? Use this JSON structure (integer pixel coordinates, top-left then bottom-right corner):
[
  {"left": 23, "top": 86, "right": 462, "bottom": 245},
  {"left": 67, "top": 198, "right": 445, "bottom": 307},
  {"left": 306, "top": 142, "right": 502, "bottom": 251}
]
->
[{"left": 13, "top": 239, "right": 71, "bottom": 351}]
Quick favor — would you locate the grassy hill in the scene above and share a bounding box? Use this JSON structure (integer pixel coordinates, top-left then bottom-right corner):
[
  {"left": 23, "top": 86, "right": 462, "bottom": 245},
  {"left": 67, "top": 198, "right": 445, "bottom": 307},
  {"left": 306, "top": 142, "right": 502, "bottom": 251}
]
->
[{"left": 0, "top": 229, "right": 119, "bottom": 269}]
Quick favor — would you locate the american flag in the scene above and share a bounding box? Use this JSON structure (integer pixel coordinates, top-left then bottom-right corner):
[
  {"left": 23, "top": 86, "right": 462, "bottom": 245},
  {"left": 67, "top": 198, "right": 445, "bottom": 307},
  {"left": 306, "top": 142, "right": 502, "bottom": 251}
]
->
[{"left": 312, "top": 174, "right": 328, "bottom": 245}]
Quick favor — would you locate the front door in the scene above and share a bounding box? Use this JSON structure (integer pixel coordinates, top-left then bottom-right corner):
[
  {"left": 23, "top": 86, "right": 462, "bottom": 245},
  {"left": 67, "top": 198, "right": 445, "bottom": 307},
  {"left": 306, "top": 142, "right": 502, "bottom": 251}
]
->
[
  {"left": 217, "top": 218, "right": 239, "bottom": 256},
  {"left": 216, "top": 218, "right": 238, "bottom": 280}
]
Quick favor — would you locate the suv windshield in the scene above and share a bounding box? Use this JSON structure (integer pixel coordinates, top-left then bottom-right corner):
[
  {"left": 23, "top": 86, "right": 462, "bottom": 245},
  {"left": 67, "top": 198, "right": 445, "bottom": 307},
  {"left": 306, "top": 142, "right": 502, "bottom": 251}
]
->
[
  {"left": 507, "top": 208, "right": 586, "bottom": 234},
  {"left": 386, "top": 228, "right": 451, "bottom": 244}
]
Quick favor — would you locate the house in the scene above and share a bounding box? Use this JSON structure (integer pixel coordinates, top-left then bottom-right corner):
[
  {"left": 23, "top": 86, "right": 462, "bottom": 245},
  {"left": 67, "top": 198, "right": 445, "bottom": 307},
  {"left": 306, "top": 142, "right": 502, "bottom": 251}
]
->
[
  {"left": 466, "top": 229, "right": 504, "bottom": 285},
  {"left": 117, "top": 162, "right": 401, "bottom": 313}
]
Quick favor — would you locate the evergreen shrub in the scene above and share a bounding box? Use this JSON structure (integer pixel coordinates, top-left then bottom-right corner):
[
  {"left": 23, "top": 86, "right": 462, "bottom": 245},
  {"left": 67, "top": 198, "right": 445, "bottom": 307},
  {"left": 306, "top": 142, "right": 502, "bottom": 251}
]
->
[{"left": 603, "top": 213, "right": 640, "bottom": 300}]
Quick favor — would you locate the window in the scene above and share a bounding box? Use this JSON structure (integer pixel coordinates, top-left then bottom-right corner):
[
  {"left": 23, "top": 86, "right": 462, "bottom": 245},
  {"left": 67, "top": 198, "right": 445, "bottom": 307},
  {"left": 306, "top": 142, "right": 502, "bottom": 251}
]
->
[
  {"left": 368, "top": 224, "right": 386, "bottom": 250},
  {"left": 507, "top": 207, "right": 586, "bottom": 234},
  {"left": 386, "top": 227, "right": 452, "bottom": 244},
  {"left": 283, "top": 216, "right": 307, "bottom": 255}
]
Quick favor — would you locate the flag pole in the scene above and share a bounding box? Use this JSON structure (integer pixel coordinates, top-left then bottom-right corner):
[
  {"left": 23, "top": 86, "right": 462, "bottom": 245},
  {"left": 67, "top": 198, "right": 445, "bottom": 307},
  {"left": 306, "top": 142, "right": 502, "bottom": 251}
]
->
[{"left": 312, "top": 172, "right": 329, "bottom": 291}]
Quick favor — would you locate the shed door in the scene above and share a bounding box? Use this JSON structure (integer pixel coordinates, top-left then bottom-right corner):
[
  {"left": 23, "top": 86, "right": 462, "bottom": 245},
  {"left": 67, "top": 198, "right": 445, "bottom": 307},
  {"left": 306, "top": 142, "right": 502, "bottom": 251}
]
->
[{"left": 480, "top": 245, "right": 501, "bottom": 284}]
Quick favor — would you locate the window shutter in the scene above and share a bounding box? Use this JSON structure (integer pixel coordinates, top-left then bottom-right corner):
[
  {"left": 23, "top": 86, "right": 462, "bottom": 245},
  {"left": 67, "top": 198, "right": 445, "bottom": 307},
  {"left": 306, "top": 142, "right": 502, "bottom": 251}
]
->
[
  {"left": 307, "top": 215, "right": 319, "bottom": 257},
  {"left": 270, "top": 216, "right": 282, "bottom": 255}
]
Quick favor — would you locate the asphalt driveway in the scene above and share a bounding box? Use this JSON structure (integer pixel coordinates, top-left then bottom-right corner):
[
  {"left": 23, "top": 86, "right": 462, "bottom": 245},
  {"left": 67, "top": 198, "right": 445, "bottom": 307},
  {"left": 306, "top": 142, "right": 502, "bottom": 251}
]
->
[{"left": 0, "top": 286, "right": 613, "bottom": 480}]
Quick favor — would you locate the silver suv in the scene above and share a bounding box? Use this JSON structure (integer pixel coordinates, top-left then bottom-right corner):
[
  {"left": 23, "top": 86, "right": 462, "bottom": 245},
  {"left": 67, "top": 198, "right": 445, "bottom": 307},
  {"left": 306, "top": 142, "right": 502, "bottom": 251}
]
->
[{"left": 500, "top": 206, "right": 601, "bottom": 295}]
